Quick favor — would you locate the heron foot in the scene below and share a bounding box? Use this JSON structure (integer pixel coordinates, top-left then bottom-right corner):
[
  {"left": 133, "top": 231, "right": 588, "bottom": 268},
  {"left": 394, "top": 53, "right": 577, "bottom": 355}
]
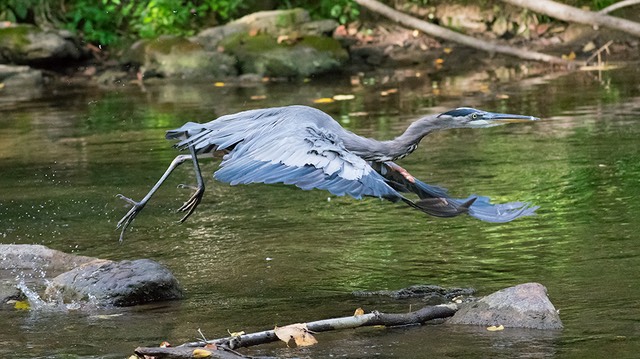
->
[
  {"left": 115, "top": 194, "right": 146, "bottom": 242},
  {"left": 177, "top": 185, "right": 205, "bottom": 223},
  {"left": 177, "top": 183, "right": 198, "bottom": 190}
]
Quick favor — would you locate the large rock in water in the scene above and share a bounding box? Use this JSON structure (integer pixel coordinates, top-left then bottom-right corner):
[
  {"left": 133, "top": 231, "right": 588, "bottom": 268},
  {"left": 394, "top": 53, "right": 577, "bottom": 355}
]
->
[
  {"left": 447, "top": 282, "right": 563, "bottom": 329},
  {"left": 0, "top": 24, "right": 85, "bottom": 65},
  {"left": 194, "top": 8, "right": 346, "bottom": 78},
  {"left": 124, "top": 35, "right": 237, "bottom": 79},
  {"left": 47, "top": 259, "right": 183, "bottom": 307}
]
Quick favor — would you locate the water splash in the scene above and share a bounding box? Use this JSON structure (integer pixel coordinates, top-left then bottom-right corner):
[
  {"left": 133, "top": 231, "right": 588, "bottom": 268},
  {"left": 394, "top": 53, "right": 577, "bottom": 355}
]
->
[{"left": 16, "top": 280, "right": 102, "bottom": 312}]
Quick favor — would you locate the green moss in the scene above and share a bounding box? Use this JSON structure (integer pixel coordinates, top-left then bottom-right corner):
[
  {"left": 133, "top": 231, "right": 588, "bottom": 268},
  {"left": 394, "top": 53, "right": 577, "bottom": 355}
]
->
[
  {"left": 145, "top": 36, "right": 203, "bottom": 55},
  {"left": 275, "top": 8, "right": 307, "bottom": 28},
  {"left": 220, "top": 33, "right": 278, "bottom": 55},
  {"left": 299, "top": 36, "right": 348, "bottom": 61},
  {"left": 0, "top": 25, "right": 34, "bottom": 52}
]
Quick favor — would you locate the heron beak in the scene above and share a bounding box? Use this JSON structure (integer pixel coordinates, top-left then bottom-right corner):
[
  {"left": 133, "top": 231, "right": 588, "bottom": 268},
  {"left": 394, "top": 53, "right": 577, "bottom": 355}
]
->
[{"left": 484, "top": 112, "right": 539, "bottom": 124}]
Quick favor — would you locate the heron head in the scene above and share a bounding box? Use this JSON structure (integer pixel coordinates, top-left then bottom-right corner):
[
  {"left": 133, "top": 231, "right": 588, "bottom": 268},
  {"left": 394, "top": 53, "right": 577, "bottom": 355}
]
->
[{"left": 436, "top": 107, "right": 539, "bottom": 129}]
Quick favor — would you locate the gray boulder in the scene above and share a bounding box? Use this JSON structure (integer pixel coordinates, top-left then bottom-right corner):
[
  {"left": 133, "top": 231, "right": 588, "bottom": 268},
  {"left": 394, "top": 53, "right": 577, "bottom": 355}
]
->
[
  {"left": 46, "top": 259, "right": 183, "bottom": 307},
  {"left": 447, "top": 282, "right": 563, "bottom": 329},
  {"left": 0, "top": 24, "right": 85, "bottom": 65}
]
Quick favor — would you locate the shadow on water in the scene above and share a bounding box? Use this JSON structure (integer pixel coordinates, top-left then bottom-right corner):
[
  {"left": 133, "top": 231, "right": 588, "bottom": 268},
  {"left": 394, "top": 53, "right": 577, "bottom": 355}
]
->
[{"left": 2, "top": 65, "right": 640, "bottom": 357}]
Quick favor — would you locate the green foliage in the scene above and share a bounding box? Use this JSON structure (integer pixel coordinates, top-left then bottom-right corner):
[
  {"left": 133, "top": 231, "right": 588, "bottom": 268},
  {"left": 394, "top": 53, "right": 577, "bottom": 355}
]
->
[
  {"left": 0, "top": 0, "right": 33, "bottom": 22},
  {"left": 63, "top": 0, "right": 245, "bottom": 45}
]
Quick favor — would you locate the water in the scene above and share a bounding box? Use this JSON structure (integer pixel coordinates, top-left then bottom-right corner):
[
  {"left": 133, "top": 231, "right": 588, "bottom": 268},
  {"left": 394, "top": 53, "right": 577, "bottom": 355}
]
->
[{"left": 2, "top": 65, "right": 640, "bottom": 358}]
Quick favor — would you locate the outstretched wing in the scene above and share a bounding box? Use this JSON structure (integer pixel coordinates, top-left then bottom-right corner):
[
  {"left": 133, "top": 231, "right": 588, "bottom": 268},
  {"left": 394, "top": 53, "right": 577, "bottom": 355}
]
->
[
  {"left": 167, "top": 106, "right": 401, "bottom": 200},
  {"left": 376, "top": 161, "right": 538, "bottom": 222},
  {"left": 214, "top": 125, "right": 401, "bottom": 200}
]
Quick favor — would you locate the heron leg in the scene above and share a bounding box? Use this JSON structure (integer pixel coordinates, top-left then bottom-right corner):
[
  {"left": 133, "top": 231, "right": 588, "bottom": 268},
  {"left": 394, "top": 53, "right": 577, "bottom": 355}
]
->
[
  {"left": 116, "top": 154, "right": 192, "bottom": 242},
  {"left": 385, "top": 162, "right": 415, "bottom": 183},
  {"left": 176, "top": 145, "right": 205, "bottom": 223}
]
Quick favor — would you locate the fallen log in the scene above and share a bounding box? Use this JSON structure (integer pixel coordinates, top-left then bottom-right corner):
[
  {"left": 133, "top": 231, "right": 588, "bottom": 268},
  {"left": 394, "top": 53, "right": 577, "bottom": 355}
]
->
[
  {"left": 503, "top": 0, "right": 640, "bottom": 37},
  {"left": 354, "top": 0, "right": 573, "bottom": 66},
  {"left": 134, "top": 303, "right": 458, "bottom": 358}
]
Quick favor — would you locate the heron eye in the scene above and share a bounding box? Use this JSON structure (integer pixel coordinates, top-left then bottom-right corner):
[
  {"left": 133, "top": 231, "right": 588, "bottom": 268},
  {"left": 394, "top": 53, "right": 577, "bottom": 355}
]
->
[{"left": 471, "top": 113, "right": 478, "bottom": 119}]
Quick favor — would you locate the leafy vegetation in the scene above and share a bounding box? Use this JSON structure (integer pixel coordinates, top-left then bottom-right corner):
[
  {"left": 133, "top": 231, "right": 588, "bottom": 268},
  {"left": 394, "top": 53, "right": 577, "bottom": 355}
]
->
[{"left": 0, "top": 0, "right": 624, "bottom": 46}]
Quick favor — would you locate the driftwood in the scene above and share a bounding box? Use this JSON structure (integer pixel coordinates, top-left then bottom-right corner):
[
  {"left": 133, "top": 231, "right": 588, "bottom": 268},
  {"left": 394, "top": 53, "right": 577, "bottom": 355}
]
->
[
  {"left": 503, "top": 0, "right": 640, "bottom": 37},
  {"left": 599, "top": 0, "right": 640, "bottom": 15},
  {"left": 134, "top": 303, "right": 458, "bottom": 359},
  {"left": 354, "top": 0, "right": 572, "bottom": 65}
]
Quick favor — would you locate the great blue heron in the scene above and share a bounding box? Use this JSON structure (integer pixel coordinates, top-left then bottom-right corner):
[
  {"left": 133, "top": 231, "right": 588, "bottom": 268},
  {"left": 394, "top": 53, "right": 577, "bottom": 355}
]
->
[{"left": 116, "top": 105, "right": 539, "bottom": 241}]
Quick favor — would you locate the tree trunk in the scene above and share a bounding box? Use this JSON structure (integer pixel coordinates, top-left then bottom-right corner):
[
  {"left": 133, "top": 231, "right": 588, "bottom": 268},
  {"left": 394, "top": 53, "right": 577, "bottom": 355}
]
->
[
  {"left": 354, "top": 0, "right": 572, "bottom": 65},
  {"left": 503, "top": 0, "right": 640, "bottom": 37}
]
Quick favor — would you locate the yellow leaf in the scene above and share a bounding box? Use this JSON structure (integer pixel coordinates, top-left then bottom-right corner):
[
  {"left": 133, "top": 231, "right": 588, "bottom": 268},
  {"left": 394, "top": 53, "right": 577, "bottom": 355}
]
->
[
  {"left": 14, "top": 300, "right": 30, "bottom": 310},
  {"left": 192, "top": 348, "right": 212, "bottom": 358},
  {"left": 250, "top": 95, "right": 266, "bottom": 100},
  {"left": 354, "top": 307, "right": 365, "bottom": 316},
  {"left": 487, "top": 325, "right": 504, "bottom": 331},
  {"left": 213, "top": 82, "right": 225, "bottom": 87},
  {"left": 443, "top": 47, "right": 453, "bottom": 54},
  {"left": 159, "top": 341, "right": 171, "bottom": 348},
  {"left": 435, "top": 58, "right": 445, "bottom": 64},
  {"left": 274, "top": 323, "right": 318, "bottom": 347},
  {"left": 561, "top": 52, "right": 576, "bottom": 60},
  {"left": 313, "top": 97, "right": 334, "bottom": 104},
  {"left": 227, "top": 329, "right": 245, "bottom": 337}
]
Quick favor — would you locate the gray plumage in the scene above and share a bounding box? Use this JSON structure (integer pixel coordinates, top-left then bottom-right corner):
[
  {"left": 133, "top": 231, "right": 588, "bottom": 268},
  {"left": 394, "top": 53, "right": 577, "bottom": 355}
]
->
[{"left": 117, "top": 105, "right": 539, "bottom": 241}]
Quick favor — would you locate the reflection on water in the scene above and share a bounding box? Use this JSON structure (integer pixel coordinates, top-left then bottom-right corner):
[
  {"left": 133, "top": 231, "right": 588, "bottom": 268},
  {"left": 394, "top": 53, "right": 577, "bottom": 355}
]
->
[{"left": 2, "top": 67, "right": 640, "bottom": 358}]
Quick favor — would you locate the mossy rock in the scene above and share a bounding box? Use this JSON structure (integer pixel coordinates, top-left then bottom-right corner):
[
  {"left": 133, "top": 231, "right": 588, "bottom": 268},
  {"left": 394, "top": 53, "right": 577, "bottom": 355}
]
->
[
  {"left": 0, "top": 24, "right": 83, "bottom": 64},
  {"left": 124, "top": 35, "right": 237, "bottom": 79},
  {"left": 221, "top": 33, "right": 347, "bottom": 77}
]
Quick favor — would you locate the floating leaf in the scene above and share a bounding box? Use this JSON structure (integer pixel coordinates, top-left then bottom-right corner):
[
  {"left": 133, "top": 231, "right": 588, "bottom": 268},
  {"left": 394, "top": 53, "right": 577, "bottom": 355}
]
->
[
  {"left": 561, "top": 52, "right": 576, "bottom": 60},
  {"left": 435, "top": 58, "right": 445, "bottom": 64},
  {"left": 380, "top": 88, "right": 398, "bottom": 96},
  {"left": 250, "top": 95, "right": 267, "bottom": 100},
  {"left": 313, "top": 97, "right": 334, "bottom": 104},
  {"left": 192, "top": 348, "right": 212, "bottom": 358},
  {"left": 354, "top": 307, "right": 365, "bottom": 316},
  {"left": 274, "top": 323, "right": 318, "bottom": 347},
  {"left": 443, "top": 47, "right": 453, "bottom": 54},
  {"left": 213, "top": 82, "right": 225, "bottom": 87},
  {"left": 333, "top": 94, "right": 355, "bottom": 101},
  {"left": 14, "top": 300, "right": 29, "bottom": 310},
  {"left": 487, "top": 325, "right": 504, "bottom": 331}
]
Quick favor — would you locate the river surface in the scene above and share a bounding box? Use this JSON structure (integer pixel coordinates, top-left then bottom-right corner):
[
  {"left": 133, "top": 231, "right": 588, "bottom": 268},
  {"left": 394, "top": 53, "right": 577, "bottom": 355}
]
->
[{"left": 1, "top": 64, "right": 640, "bottom": 358}]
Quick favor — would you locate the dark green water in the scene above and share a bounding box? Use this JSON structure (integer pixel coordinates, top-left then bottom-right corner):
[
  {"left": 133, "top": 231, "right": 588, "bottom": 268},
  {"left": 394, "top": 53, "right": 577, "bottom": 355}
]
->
[{"left": 1, "top": 66, "right": 640, "bottom": 358}]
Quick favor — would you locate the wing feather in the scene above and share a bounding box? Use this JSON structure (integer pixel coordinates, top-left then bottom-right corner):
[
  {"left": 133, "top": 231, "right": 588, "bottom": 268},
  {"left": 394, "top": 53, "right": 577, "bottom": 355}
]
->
[{"left": 208, "top": 118, "right": 400, "bottom": 200}]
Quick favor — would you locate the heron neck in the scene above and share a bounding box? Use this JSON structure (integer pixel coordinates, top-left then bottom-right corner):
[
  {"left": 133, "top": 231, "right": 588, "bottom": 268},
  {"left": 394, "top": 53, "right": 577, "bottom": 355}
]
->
[{"left": 344, "top": 115, "right": 439, "bottom": 161}]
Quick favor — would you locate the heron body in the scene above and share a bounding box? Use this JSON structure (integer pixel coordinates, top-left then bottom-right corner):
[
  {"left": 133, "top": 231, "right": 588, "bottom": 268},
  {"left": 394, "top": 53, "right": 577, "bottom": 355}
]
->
[{"left": 117, "top": 105, "right": 539, "bottom": 241}]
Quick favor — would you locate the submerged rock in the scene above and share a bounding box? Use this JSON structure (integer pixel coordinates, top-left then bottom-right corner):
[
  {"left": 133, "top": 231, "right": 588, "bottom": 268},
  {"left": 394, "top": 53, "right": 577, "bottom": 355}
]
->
[
  {"left": 46, "top": 259, "right": 183, "bottom": 307},
  {"left": 447, "top": 282, "right": 563, "bottom": 330},
  {"left": 354, "top": 284, "right": 476, "bottom": 305}
]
